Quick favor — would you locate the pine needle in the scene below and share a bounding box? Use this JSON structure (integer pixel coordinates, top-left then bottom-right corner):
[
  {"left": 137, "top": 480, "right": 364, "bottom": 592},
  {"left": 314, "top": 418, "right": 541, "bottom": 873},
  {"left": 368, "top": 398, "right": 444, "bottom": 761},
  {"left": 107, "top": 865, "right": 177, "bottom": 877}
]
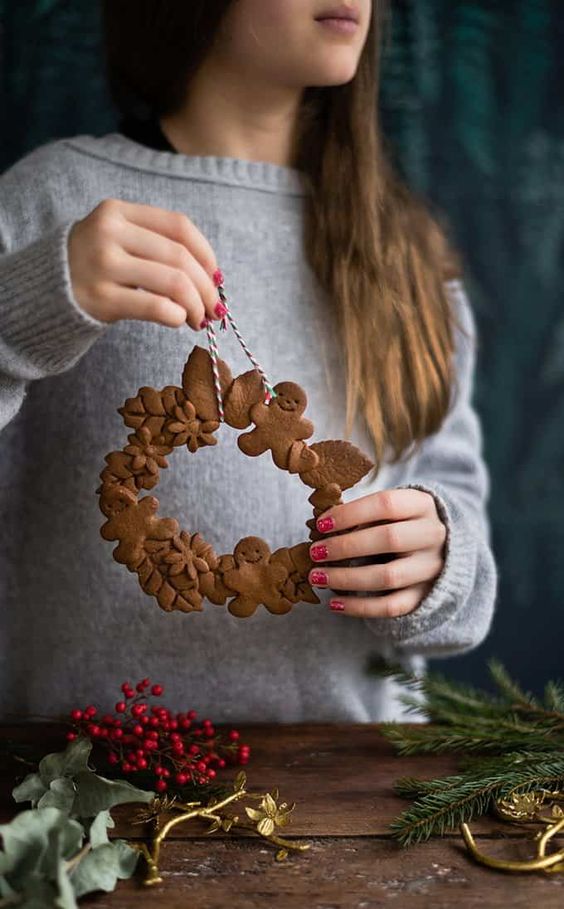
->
[
  {"left": 368, "top": 658, "right": 564, "bottom": 847},
  {"left": 544, "top": 680, "right": 564, "bottom": 713},
  {"left": 487, "top": 658, "right": 540, "bottom": 708},
  {"left": 390, "top": 754, "right": 564, "bottom": 846}
]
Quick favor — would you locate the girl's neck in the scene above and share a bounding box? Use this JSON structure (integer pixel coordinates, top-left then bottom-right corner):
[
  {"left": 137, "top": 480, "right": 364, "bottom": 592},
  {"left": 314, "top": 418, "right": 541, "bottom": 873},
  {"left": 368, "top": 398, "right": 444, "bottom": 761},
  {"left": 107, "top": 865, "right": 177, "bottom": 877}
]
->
[{"left": 159, "top": 58, "right": 303, "bottom": 168}]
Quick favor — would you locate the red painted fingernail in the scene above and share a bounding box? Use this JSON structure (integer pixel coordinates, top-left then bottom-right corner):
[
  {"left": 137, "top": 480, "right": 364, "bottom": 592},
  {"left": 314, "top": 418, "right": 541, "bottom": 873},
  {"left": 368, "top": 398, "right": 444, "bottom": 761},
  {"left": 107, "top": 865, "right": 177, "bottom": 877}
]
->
[
  {"left": 212, "top": 268, "right": 224, "bottom": 287},
  {"left": 310, "top": 570, "right": 328, "bottom": 586},
  {"left": 200, "top": 318, "right": 209, "bottom": 329},
  {"left": 330, "top": 600, "right": 345, "bottom": 612},
  {"left": 214, "top": 300, "right": 228, "bottom": 318},
  {"left": 317, "top": 516, "right": 335, "bottom": 533},
  {"left": 310, "top": 544, "right": 328, "bottom": 562}
]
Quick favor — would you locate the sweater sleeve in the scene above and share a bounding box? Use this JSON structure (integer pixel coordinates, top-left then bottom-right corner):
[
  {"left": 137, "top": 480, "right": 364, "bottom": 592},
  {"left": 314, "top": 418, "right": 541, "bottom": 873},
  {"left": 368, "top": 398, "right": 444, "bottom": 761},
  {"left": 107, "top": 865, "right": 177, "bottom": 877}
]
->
[
  {"left": 363, "top": 279, "right": 498, "bottom": 657},
  {"left": 0, "top": 216, "right": 110, "bottom": 430}
]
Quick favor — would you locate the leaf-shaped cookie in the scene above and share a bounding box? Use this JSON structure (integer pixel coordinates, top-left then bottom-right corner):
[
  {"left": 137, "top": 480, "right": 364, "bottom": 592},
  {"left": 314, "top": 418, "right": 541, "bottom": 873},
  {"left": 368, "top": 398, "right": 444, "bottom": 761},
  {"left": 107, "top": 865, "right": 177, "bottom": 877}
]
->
[
  {"left": 299, "top": 440, "right": 374, "bottom": 490},
  {"left": 223, "top": 368, "right": 264, "bottom": 429},
  {"left": 182, "top": 345, "right": 233, "bottom": 422}
]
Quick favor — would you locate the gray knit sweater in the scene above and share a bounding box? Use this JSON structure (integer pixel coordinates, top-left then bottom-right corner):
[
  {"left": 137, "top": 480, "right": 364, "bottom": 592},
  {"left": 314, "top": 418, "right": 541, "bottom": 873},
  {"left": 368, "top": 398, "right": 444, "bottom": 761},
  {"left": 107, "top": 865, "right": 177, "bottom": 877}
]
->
[{"left": 0, "top": 132, "right": 497, "bottom": 722}]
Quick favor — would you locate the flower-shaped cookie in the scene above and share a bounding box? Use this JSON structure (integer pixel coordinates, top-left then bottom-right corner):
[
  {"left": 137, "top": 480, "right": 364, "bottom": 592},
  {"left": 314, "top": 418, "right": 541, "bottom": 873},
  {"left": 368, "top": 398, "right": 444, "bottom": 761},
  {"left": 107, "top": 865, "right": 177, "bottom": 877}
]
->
[
  {"left": 164, "top": 399, "right": 219, "bottom": 452},
  {"left": 124, "top": 426, "right": 170, "bottom": 476}
]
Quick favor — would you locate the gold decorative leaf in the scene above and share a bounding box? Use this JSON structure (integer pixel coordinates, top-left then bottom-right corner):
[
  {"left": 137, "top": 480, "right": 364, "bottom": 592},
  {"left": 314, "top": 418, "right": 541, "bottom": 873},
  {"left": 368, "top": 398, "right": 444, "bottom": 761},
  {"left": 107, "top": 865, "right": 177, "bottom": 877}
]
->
[
  {"left": 257, "top": 817, "right": 275, "bottom": 837},
  {"left": 275, "top": 849, "right": 289, "bottom": 862},
  {"left": 263, "top": 793, "right": 277, "bottom": 816},
  {"left": 234, "top": 771, "right": 247, "bottom": 792},
  {"left": 276, "top": 809, "right": 294, "bottom": 827},
  {"left": 245, "top": 806, "right": 264, "bottom": 822}
]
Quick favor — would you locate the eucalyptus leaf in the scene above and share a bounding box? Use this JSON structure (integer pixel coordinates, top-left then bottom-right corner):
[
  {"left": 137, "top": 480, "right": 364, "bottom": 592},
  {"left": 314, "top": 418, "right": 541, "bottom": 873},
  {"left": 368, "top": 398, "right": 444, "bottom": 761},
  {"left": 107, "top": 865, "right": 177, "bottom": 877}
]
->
[
  {"left": 56, "top": 852, "right": 79, "bottom": 909},
  {"left": 0, "top": 875, "right": 18, "bottom": 899},
  {"left": 71, "top": 771, "right": 154, "bottom": 818},
  {"left": 70, "top": 840, "right": 139, "bottom": 899},
  {"left": 12, "top": 738, "right": 94, "bottom": 809},
  {"left": 50, "top": 827, "right": 79, "bottom": 909},
  {"left": 88, "top": 810, "right": 114, "bottom": 848},
  {"left": 38, "top": 737, "right": 92, "bottom": 786},
  {"left": 0, "top": 808, "right": 82, "bottom": 894},
  {"left": 12, "top": 771, "right": 48, "bottom": 807},
  {"left": 1, "top": 876, "right": 60, "bottom": 909},
  {"left": 1, "top": 735, "right": 152, "bottom": 905},
  {"left": 38, "top": 778, "right": 76, "bottom": 813}
]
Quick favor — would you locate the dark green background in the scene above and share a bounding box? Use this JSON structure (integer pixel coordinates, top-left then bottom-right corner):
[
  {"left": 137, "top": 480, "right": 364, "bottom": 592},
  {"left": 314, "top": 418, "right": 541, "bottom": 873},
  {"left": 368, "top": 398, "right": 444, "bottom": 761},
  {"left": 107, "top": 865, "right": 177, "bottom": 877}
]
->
[{"left": 2, "top": 1, "right": 562, "bottom": 693}]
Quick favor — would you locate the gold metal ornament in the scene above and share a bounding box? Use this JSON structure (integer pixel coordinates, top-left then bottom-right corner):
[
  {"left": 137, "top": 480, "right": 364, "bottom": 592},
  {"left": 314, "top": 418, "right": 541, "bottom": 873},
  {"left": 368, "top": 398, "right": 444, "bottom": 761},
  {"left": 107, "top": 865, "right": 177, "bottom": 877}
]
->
[
  {"left": 461, "top": 787, "right": 564, "bottom": 873},
  {"left": 130, "top": 771, "right": 311, "bottom": 885}
]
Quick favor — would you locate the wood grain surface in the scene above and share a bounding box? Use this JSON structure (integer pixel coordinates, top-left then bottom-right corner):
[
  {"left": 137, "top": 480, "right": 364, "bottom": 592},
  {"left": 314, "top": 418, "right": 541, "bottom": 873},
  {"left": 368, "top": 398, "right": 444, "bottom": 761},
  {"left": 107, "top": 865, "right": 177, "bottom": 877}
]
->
[{"left": 2, "top": 723, "right": 563, "bottom": 907}]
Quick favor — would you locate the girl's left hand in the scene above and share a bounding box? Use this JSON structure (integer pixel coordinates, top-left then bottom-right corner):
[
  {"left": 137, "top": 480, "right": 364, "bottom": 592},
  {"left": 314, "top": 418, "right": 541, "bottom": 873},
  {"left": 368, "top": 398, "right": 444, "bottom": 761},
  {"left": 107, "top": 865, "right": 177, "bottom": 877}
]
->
[{"left": 308, "top": 488, "right": 447, "bottom": 617}]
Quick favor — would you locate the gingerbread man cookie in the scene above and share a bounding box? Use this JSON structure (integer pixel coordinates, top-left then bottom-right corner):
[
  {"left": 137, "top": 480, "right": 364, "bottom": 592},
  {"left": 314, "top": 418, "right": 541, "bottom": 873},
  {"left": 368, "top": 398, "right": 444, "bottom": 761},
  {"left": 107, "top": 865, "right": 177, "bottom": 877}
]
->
[
  {"left": 220, "top": 537, "right": 293, "bottom": 618},
  {"left": 237, "top": 381, "right": 318, "bottom": 471}
]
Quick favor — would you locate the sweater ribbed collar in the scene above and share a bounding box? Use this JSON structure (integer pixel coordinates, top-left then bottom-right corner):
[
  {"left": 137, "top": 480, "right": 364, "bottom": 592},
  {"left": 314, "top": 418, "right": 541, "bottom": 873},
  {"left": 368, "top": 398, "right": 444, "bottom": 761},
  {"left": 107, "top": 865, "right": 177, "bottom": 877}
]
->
[{"left": 64, "top": 132, "right": 311, "bottom": 198}]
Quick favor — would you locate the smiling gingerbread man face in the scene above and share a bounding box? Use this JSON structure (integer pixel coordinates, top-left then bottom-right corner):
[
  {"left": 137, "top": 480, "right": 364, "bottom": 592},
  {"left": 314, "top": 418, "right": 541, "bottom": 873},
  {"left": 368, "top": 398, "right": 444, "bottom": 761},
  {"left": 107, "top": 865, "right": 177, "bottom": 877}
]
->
[
  {"left": 234, "top": 536, "right": 270, "bottom": 566},
  {"left": 271, "top": 382, "right": 307, "bottom": 415}
]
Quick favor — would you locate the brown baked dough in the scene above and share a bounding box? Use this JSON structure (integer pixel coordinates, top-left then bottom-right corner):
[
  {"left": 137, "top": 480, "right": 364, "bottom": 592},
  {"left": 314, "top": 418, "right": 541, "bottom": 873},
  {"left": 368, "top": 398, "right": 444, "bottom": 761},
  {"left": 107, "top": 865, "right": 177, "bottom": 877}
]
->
[{"left": 97, "top": 345, "right": 373, "bottom": 617}]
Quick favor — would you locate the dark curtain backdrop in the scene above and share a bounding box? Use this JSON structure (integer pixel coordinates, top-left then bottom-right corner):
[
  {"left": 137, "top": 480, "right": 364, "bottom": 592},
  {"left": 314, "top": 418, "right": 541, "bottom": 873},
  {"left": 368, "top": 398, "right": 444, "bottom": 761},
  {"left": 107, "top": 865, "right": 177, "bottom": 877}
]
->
[{"left": 1, "top": 1, "right": 563, "bottom": 694}]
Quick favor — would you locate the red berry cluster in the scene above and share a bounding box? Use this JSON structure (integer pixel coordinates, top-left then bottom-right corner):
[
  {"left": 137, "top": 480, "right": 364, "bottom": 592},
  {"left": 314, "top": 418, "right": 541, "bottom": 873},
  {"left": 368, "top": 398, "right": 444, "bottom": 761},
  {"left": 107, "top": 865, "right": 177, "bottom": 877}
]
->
[{"left": 66, "top": 678, "right": 250, "bottom": 793}]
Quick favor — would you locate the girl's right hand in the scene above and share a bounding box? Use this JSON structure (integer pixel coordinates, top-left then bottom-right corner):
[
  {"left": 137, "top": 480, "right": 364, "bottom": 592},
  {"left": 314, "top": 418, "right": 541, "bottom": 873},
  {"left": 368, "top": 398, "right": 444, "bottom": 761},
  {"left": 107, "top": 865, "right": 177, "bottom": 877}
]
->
[{"left": 67, "top": 198, "right": 223, "bottom": 331}]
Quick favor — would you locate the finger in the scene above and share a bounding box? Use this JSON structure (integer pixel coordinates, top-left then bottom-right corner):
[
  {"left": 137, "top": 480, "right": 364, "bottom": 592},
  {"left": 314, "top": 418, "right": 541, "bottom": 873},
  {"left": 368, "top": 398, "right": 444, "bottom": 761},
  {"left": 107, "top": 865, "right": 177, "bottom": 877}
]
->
[
  {"left": 118, "top": 201, "right": 219, "bottom": 283},
  {"left": 316, "top": 488, "right": 434, "bottom": 534},
  {"left": 327, "top": 582, "right": 431, "bottom": 618},
  {"left": 109, "top": 253, "right": 206, "bottom": 330},
  {"left": 98, "top": 284, "right": 188, "bottom": 328},
  {"left": 120, "top": 221, "right": 220, "bottom": 322},
  {"left": 309, "top": 518, "right": 445, "bottom": 563},
  {"left": 309, "top": 551, "right": 443, "bottom": 593}
]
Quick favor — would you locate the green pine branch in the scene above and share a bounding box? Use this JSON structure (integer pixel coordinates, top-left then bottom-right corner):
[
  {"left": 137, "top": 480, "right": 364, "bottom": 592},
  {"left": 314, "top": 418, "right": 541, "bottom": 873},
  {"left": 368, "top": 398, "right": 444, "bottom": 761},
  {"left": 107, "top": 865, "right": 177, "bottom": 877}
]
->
[
  {"left": 366, "top": 657, "right": 564, "bottom": 847},
  {"left": 390, "top": 752, "right": 564, "bottom": 847},
  {"left": 381, "top": 722, "right": 564, "bottom": 756}
]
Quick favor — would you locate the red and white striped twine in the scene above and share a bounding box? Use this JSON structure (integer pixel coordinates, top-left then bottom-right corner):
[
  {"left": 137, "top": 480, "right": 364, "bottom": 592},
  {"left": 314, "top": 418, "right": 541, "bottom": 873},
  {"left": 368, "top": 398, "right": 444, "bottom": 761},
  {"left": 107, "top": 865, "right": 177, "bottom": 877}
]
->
[{"left": 205, "top": 279, "right": 276, "bottom": 423}]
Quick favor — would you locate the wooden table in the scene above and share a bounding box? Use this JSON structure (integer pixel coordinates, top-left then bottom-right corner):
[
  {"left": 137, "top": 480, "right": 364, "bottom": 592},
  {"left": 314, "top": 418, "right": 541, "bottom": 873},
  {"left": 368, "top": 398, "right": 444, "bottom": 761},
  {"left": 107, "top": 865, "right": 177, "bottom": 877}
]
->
[{"left": 2, "top": 723, "right": 563, "bottom": 907}]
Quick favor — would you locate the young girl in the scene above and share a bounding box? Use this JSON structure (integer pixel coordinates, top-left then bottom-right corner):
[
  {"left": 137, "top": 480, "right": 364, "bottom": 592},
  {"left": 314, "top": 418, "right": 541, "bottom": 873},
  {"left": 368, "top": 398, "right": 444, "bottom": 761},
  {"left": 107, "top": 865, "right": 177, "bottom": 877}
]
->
[{"left": 0, "top": 0, "right": 497, "bottom": 722}]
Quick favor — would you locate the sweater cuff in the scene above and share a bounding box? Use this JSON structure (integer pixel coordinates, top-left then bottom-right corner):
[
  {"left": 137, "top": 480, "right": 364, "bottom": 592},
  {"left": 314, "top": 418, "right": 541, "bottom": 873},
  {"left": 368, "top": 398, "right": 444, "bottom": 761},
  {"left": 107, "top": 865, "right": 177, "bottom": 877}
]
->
[
  {"left": 363, "top": 480, "right": 479, "bottom": 642},
  {"left": 0, "top": 219, "right": 109, "bottom": 378}
]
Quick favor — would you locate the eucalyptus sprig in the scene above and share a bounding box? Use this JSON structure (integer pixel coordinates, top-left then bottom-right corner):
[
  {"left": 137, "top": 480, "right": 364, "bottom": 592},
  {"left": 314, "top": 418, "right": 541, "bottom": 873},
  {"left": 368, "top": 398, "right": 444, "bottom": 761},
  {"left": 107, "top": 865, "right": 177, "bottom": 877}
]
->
[
  {"left": 1, "top": 735, "right": 154, "bottom": 907},
  {"left": 367, "top": 657, "right": 564, "bottom": 847}
]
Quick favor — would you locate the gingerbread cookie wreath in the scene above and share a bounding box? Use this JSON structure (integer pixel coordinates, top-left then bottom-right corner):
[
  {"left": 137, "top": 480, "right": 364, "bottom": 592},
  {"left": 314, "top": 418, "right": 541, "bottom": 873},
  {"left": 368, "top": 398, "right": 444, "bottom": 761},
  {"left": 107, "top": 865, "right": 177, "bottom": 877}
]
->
[{"left": 97, "top": 294, "right": 374, "bottom": 619}]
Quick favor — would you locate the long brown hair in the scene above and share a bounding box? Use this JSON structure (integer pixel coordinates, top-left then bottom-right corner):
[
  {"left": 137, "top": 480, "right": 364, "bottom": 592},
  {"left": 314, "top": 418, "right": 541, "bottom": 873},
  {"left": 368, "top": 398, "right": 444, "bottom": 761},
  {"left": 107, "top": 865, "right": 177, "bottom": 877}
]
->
[{"left": 101, "top": 0, "right": 465, "bottom": 475}]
